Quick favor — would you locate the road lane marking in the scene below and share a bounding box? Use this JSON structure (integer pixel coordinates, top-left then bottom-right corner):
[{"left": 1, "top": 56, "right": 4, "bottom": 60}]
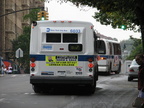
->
[
  {"left": 0, "top": 98, "right": 5, "bottom": 102},
  {"left": 11, "top": 75, "right": 17, "bottom": 77},
  {"left": 24, "top": 93, "right": 36, "bottom": 95}
]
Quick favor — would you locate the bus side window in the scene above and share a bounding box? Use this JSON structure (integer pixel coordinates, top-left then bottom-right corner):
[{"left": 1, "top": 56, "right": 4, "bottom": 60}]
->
[
  {"left": 109, "top": 43, "right": 112, "bottom": 55},
  {"left": 97, "top": 40, "right": 106, "bottom": 54},
  {"left": 113, "top": 43, "right": 121, "bottom": 55},
  {"left": 117, "top": 44, "right": 121, "bottom": 55}
]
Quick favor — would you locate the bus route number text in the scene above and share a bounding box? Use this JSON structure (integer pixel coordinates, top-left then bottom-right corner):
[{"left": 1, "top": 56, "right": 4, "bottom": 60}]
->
[{"left": 70, "top": 29, "right": 81, "bottom": 33}]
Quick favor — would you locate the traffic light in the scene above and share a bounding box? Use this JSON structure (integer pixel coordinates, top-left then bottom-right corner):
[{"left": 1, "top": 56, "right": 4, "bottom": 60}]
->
[
  {"left": 37, "top": 11, "right": 49, "bottom": 21},
  {"left": 41, "top": 11, "right": 45, "bottom": 20},
  {"left": 120, "top": 25, "right": 126, "bottom": 30},
  {"left": 37, "top": 12, "right": 42, "bottom": 21},
  {"left": 44, "top": 11, "right": 49, "bottom": 20}
]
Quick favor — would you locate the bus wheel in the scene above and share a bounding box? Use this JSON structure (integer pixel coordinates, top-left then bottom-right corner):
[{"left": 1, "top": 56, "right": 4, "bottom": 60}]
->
[
  {"left": 90, "top": 83, "right": 96, "bottom": 94},
  {"left": 32, "top": 85, "right": 41, "bottom": 93},
  {"left": 107, "top": 65, "right": 111, "bottom": 75},
  {"left": 87, "top": 79, "right": 96, "bottom": 94}
]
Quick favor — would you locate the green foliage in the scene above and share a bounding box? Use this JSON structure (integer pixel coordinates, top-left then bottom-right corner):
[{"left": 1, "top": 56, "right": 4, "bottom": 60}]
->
[
  {"left": 65, "top": 0, "right": 143, "bottom": 32},
  {"left": 11, "top": 26, "right": 30, "bottom": 73},
  {"left": 12, "top": 26, "right": 30, "bottom": 51},
  {"left": 126, "top": 37, "right": 142, "bottom": 60},
  {"left": 23, "top": 9, "right": 40, "bottom": 23},
  {"left": 120, "top": 38, "right": 134, "bottom": 52},
  {"left": 127, "top": 43, "right": 142, "bottom": 60},
  {"left": 65, "top": 0, "right": 144, "bottom": 53},
  {"left": 120, "top": 36, "right": 142, "bottom": 60},
  {"left": 11, "top": 9, "right": 40, "bottom": 73}
]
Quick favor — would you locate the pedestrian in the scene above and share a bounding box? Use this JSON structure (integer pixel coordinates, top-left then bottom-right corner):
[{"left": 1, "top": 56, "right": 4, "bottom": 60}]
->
[
  {"left": 133, "top": 54, "right": 144, "bottom": 107},
  {"left": 3, "top": 67, "right": 7, "bottom": 74},
  {"left": 1, "top": 65, "right": 4, "bottom": 76},
  {"left": 135, "top": 54, "right": 144, "bottom": 96}
]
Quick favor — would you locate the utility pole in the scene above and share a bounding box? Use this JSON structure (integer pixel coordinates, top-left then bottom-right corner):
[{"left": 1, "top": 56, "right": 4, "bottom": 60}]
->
[{"left": 0, "top": 7, "right": 44, "bottom": 17}]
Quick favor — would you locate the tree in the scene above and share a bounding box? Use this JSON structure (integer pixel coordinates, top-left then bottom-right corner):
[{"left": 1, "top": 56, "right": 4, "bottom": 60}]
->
[
  {"left": 48, "top": 0, "right": 144, "bottom": 52},
  {"left": 11, "top": 9, "right": 40, "bottom": 73},
  {"left": 126, "top": 37, "right": 142, "bottom": 59},
  {"left": 120, "top": 38, "right": 134, "bottom": 52},
  {"left": 23, "top": 9, "right": 40, "bottom": 23},
  {"left": 11, "top": 26, "right": 30, "bottom": 73}
]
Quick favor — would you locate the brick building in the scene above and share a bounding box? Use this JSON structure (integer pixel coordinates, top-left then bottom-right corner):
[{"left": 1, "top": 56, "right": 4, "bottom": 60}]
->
[{"left": 0, "top": 0, "right": 44, "bottom": 60}]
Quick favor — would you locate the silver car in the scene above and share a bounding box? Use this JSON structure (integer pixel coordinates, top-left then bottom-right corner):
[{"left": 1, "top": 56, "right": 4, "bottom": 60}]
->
[{"left": 128, "top": 59, "right": 139, "bottom": 81}]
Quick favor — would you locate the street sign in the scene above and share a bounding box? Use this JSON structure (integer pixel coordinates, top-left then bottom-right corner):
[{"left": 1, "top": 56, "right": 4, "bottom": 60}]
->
[{"left": 15, "top": 48, "right": 23, "bottom": 58}]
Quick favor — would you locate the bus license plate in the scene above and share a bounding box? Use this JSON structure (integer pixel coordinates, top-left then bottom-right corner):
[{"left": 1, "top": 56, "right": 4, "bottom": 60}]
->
[{"left": 57, "top": 71, "right": 65, "bottom": 76}]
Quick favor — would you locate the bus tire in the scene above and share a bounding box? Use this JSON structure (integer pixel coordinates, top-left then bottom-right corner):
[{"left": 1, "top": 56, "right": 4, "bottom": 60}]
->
[
  {"left": 32, "top": 85, "right": 41, "bottom": 93},
  {"left": 90, "top": 82, "right": 96, "bottom": 94},
  {"left": 94, "top": 65, "right": 98, "bottom": 81},
  {"left": 87, "top": 78, "right": 96, "bottom": 94},
  {"left": 107, "top": 64, "right": 111, "bottom": 75},
  {"left": 92, "top": 81, "right": 96, "bottom": 94}
]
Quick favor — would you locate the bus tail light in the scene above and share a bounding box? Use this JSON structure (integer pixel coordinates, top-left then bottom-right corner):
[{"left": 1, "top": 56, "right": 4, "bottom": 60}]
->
[
  {"left": 97, "top": 56, "right": 107, "bottom": 61},
  {"left": 30, "top": 62, "right": 36, "bottom": 72},
  {"left": 100, "top": 57, "right": 107, "bottom": 60},
  {"left": 30, "top": 58, "right": 35, "bottom": 62},
  {"left": 30, "top": 63, "right": 36, "bottom": 67},
  {"left": 88, "top": 58, "right": 93, "bottom": 62},
  {"left": 88, "top": 63, "right": 94, "bottom": 68},
  {"left": 30, "top": 58, "right": 36, "bottom": 72},
  {"left": 88, "top": 57, "right": 94, "bottom": 72}
]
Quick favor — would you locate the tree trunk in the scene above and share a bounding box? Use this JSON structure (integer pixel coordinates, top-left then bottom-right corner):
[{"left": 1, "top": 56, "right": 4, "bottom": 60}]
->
[
  {"left": 136, "top": 0, "right": 144, "bottom": 53},
  {"left": 141, "top": 25, "right": 144, "bottom": 53}
]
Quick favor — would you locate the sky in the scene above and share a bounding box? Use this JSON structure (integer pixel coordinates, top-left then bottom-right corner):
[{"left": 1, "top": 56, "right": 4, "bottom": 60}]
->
[{"left": 45, "top": 0, "right": 141, "bottom": 41}]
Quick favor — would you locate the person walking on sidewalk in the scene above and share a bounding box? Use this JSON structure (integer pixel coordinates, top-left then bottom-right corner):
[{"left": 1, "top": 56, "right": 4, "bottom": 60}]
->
[
  {"left": 1, "top": 65, "right": 4, "bottom": 76},
  {"left": 135, "top": 54, "right": 144, "bottom": 107},
  {"left": 135, "top": 54, "right": 144, "bottom": 97}
]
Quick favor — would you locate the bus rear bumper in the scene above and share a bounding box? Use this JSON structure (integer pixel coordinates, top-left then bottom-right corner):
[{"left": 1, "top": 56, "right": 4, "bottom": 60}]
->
[{"left": 30, "top": 76, "right": 94, "bottom": 85}]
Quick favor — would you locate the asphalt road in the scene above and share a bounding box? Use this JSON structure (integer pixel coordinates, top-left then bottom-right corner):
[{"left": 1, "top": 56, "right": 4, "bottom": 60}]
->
[{"left": 0, "top": 73, "right": 138, "bottom": 108}]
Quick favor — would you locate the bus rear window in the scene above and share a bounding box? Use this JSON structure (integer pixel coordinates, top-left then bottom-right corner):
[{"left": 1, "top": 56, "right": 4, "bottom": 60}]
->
[
  {"left": 63, "top": 34, "right": 78, "bottom": 43},
  {"left": 97, "top": 40, "right": 106, "bottom": 54},
  {"left": 46, "top": 33, "right": 61, "bottom": 42}
]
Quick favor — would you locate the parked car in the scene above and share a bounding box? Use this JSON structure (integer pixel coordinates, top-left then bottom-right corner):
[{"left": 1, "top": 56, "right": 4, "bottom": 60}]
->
[{"left": 128, "top": 59, "right": 139, "bottom": 81}]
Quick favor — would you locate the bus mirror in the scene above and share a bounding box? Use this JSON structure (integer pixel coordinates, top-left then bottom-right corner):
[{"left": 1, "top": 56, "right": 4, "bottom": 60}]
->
[{"left": 32, "top": 21, "right": 37, "bottom": 26}]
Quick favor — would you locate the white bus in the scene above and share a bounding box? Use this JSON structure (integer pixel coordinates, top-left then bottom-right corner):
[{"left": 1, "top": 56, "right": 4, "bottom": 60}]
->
[
  {"left": 97, "top": 39, "right": 122, "bottom": 74},
  {"left": 30, "top": 20, "right": 98, "bottom": 94}
]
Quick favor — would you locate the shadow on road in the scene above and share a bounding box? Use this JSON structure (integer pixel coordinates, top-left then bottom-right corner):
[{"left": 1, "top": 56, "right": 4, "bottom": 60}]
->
[{"left": 34, "top": 85, "right": 102, "bottom": 96}]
